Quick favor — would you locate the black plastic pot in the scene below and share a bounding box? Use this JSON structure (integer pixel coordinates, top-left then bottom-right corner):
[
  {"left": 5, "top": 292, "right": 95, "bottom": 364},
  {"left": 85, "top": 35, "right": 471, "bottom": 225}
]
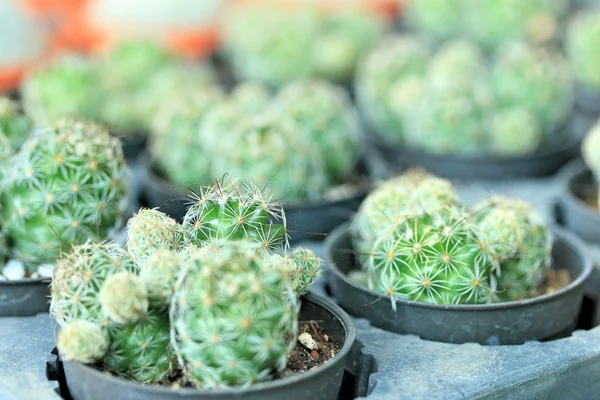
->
[
  {"left": 574, "top": 82, "right": 600, "bottom": 118},
  {"left": 120, "top": 135, "right": 148, "bottom": 162},
  {"left": 0, "top": 278, "right": 50, "bottom": 317},
  {"left": 324, "top": 223, "right": 592, "bottom": 345},
  {"left": 58, "top": 292, "right": 355, "bottom": 400},
  {"left": 555, "top": 159, "right": 600, "bottom": 244},
  {"left": 367, "top": 125, "right": 582, "bottom": 180},
  {"left": 138, "top": 153, "right": 371, "bottom": 242}
]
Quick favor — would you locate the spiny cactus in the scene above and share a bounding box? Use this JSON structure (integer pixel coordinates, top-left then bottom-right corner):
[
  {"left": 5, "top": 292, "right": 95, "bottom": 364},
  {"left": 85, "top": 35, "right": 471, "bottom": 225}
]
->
[
  {"left": 0, "top": 120, "right": 128, "bottom": 271},
  {"left": 171, "top": 241, "right": 299, "bottom": 388},
  {"left": 100, "top": 272, "right": 149, "bottom": 324},
  {"left": 407, "top": 0, "right": 464, "bottom": 42},
  {"left": 0, "top": 97, "right": 32, "bottom": 151},
  {"left": 287, "top": 248, "right": 322, "bottom": 295},
  {"left": 140, "top": 249, "right": 182, "bottom": 307},
  {"left": 21, "top": 56, "right": 100, "bottom": 126},
  {"left": 567, "top": 9, "right": 600, "bottom": 91},
  {"left": 183, "top": 177, "right": 288, "bottom": 253},
  {"left": 51, "top": 242, "right": 137, "bottom": 326},
  {"left": 223, "top": 2, "right": 386, "bottom": 86},
  {"left": 488, "top": 108, "right": 541, "bottom": 156},
  {"left": 57, "top": 320, "right": 110, "bottom": 363},
  {"left": 355, "top": 35, "right": 429, "bottom": 143},
  {"left": 126, "top": 208, "right": 185, "bottom": 267},
  {"left": 104, "top": 310, "right": 174, "bottom": 383},
  {"left": 472, "top": 196, "right": 553, "bottom": 301}
]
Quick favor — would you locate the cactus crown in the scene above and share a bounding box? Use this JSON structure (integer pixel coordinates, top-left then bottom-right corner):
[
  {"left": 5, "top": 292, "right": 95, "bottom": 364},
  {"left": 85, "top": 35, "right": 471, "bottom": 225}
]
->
[{"left": 1, "top": 119, "right": 128, "bottom": 270}]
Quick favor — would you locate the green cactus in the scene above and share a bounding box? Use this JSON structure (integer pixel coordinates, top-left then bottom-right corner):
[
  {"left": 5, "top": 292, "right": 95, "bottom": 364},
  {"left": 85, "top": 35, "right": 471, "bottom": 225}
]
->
[
  {"left": 582, "top": 121, "right": 600, "bottom": 206},
  {"left": 427, "top": 40, "right": 485, "bottom": 87},
  {"left": 21, "top": 56, "right": 101, "bottom": 126},
  {"left": 355, "top": 35, "right": 429, "bottom": 144},
  {"left": 171, "top": 241, "right": 298, "bottom": 388},
  {"left": 367, "top": 205, "right": 498, "bottom": 305},
  {"left": 488, "top": 108, "right": 542, "bottom": 156},
  {"left": 182, "top": 177, "right": 288, "bottom": 254},
  {"left": 100, "top": 272, "right": 149, "bottom": 324},
  {"left": 0, "top": 97, "right": 33, "bottom": 151},
  {"left": 57, "top": 320, "right": 110, "bottom": 363},
  {"left": 567, "top": 9, "right": 600, "bottom": 91},
  {"left": 407, "top": 0, "right": 464, "bottom": 42},
  {"left": 0, "top": 120, "right": 128, "bottom": 271},
  {"left": 287, "top": 248, "right": 322, "bottom": 295},
  {"left": 491, "top": 42, "right": 572, "bottom": 135},
  {"left": 139, "top": 249, "right": 183, "bottom": 307},
  {"left": 51, "top": 241, "right": 138, "bottom": 326},
  {"left": 104, "top": 310, "right": 174, "bottom": 383},
  {"left": 472, "top": 196, "right": 553, "bottom": 301}
]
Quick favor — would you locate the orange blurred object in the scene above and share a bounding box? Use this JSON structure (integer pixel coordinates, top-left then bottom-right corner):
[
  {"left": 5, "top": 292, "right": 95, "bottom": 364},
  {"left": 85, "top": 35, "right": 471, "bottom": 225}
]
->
[
  {"left": 232, "top": 0, "right": 403, "bottom": 19},
  {"left": 18, "top": 0, "right": 85, "bottom": 14}
]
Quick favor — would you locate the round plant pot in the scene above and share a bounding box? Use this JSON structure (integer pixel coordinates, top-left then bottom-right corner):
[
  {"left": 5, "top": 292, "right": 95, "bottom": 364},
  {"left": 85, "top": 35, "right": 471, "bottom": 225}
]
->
[
  {"left": 368, "top": 127, "right": 582, "bottom": 180},
  {"left": 574, "top": 82, "right": 600, "bottom": 118},
  {"left": 324, "top": 223, "right": 592, "bottom": 345},
  {"left": 60, "top": 292, "right": 355, "bottom": 400},
  {"left": 0, "top": 278, "right": 50, "bottom": 317},
  {"left": 138, "top": 153, "right": 370, "bottom": 242},
  {"left": 555, "top": 159, "right": 600, "bottom": 244}
]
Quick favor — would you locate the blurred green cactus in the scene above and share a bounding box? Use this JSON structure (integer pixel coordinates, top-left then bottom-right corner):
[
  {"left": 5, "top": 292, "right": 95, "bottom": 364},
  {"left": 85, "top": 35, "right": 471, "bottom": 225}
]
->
[{"left": 567, "top": 9, "right": 600, "bottom": 90}]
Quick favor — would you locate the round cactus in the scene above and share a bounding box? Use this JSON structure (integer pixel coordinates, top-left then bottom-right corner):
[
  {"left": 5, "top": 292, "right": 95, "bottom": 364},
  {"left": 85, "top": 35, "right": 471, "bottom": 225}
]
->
[
  {"left": 582, "top": 121, "right": 600, "bottom": 181},
  {"left": 367, "top": 206, "right": 498, "bottom": 305},
  {"left": 104, "top": 310, "right": 174, "bottom": 383},
  {"left": 182, "top": 177, "right": 288, "bottom": 253},
  {"left": 355, "top": 35, "right": 429, "bottom": 143},
  {"left": 407, "top": 0, "right": 465, "bottom": 42},
  {"left": 139, "top": 249, "right": 183, "bottom": 307},
  {"left": 488, "top": 108, "right": 542, "bottom": 156},
  {"left": 171, "top": 242, "right": 298, "bottom": 388},
  {"left": 21, "top": 56, "right": 101, "bottom": 126},
  {"left": 100, "top": 272, "right": 149, "bottom": 324},
  {"left": 0, "top": 120, "right": 128, "bottom": 270},
  {"left": 51, "top": 242, "right": 138, "bottom": 326},
  {"left": 0, "top": 97, "right": 32, "bottom": 151},
  {"left": 57, "top": 320, "right": 110, "bottom": 363},
  {"left": 472, "top": 196, "right": 553, "bottom": 301},
  {"left": 567, "top": 9, "right": 600, "bottom": 90},
  {"left": 427, "top": 40, "right": 485, "bottom": 87},
  {"left": 287, "top": 247, "right": 322, "bottom": 295},
  {"left": 126, "top": 208, "right": 186, "bottom": 267}
]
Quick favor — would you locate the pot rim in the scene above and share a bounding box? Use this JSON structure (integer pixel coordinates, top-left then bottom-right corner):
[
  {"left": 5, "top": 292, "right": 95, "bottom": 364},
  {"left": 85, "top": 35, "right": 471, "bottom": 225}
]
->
[
  {"left": 325, "top": 222, "right": 593, "bottom": 311},
  {"left": 559, "top": 159, "right": 600, "bottom": 217},
  {"left": 0, "top": 277, "right": 49, "bottom": 285},
  {"left": 138, "top": 151, "right": 371, "bottom": 211},
  {"left": 62, "top": 292, "right": 356, "bottom": 395}
]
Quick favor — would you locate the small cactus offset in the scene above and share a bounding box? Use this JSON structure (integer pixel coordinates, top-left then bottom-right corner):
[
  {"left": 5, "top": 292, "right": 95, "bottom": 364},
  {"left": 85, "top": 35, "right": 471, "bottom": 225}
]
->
[
  {"left": 171, "top": 241, "right": 299, "bottom": 388},
  {"left": 139, "top": 249, "right": 183, "bottom": 307},
  {"left": 100, "top": 272, "right": 149, "bottom": 324},
  {"left": 0, "top": 97, "right": 32, "bottom": 152},
  {"left": 472, "top": 196, "right": 553, "bottom": 301},
  {"left": 567, "top": 9, "right": 600, "bottom": 91},
  {"left": 287, "top": 248, "right": 322, "bottom": 295},
  {"left": 0, "top": 120, "right": 128, "bottom": 271},
  {"left": 57, "top": 320, "right": 110, "bottom": 363}
]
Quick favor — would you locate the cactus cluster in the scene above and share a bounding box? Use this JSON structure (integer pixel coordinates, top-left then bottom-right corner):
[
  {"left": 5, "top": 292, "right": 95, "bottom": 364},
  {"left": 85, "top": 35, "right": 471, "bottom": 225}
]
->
[
  {"left": 0, "top": 119, "right": 128, "bottom": 274},
  {"left": 52, "top": 177, "right": 322, "bottom": 388},
  {"left": 21, "top": 39, "right": 216, "bottom": 140},
  {"left": 357, "top": 36, "right": 572, "bottom": 156},
  {"left": 567, "top": 9, "right": 600, "bottom": 91},
  {"left": 0, "top": 98, "right": 33, "bottom": 156},
  {"left": 222, "top": 2, "right": 387, "bottom": 87},
  {"left": 351, "top": 170, "right": 553, "bottom": 304},
  {"left": 408, "top": 0, "right": 568, "bottom": 50},
  {"left": 582, "top": 120, "right": 600, "bottom": 206},
  {"left": 150, "top": 79, "right": 360, "bottom": 203}
]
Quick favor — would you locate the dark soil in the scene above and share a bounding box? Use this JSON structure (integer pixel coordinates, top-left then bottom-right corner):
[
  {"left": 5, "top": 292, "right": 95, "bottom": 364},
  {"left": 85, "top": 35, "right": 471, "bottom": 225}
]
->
[{"left": 281, "top": 321, "right": 341, "bottom": 377}]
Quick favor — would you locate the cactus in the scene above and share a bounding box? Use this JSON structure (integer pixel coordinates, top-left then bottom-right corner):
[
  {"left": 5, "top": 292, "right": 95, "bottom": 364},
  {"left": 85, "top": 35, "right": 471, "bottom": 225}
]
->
[
  {"left": 57, "top": 320, "right": 110, "bottom": 363},
  {"left": 0, "top": 120, "right": 128, "bottom": 271},
  {"left": 355, "top": 35, "right": 429, "bottom": 144},
  {"left": 126, "top": 208, "right": 186, "bottom": 267},
  {"left": 427, "top": 40, "right": 485, "bottom": 87},
  {"left": 367, "top": 205, "right": 498, "bottom": 305},
  {"left": 491, "top": 42, "right": 572, "bottom": 135},
  {"left": 51, "top": 242, "right": 138, "bottom": 326},
  {"left": 287, "top": 248, "right": 322, "bottom": 295},
  {"left": 104, "top": 310, "right": 174, "bottom": 383},
  {"left": 0, "top": 97, "right": 32, "bottom": 151},
  {"left": 171, "top": 241, "right": 298, "bottom": 388},
  {"left": 183, "top": 177, "right": 288, "bottom": 253},
  {"left": 21, "top": 56, "right": 101, "bottom": 126},
  {"left": 488, "top": 108, "right": 542, "bottom": 156},
  {"left": 472, "top": 196, "right": 553, "bottom": 301},
  {"left": 580, "top": 121, "right": 600, "bottom": 207},
  {"left": 567, "top": 9, "right": 600, "bottom": 91},
  {"left": 100, "top": 272, "right": 149, "bottom": 324},
  {"left": 139, "top": 249, "right": 183, "bottom": 307},
  {"left": 407, "top": 0, "right": 464, "bottom": 42}
]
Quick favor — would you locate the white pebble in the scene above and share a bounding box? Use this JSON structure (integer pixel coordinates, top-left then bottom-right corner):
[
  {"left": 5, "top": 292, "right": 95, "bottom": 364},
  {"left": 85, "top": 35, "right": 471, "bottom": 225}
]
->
[
  {"left": 3, "top": 259, "right": 25, "bottom": 280},
  {"left": 37, "top": 264, "right": 54, "bottom": 278},
  {"left": 298, "top": 332, "right": 318, "bottom": 350}
]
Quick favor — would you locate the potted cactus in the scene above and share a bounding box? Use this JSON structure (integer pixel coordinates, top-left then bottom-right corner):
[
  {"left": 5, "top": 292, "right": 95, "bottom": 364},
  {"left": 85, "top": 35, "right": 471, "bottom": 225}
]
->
[
  {"left": 51, "top": 177, "right": 355, "bottom": 399},
  {"left": 221, "top": 0, "right": 388, "bottom": 88},
  {"left": 20, "top": 39, "right": 216, "bottom": 160},
  {"left": 324, "top": 169, "right": 592, "bottom": 344},
  {"left": 567, "top": 8, "right": 600, "bottom": 126},
  {"left": 0, "top": 119, "right": 128, "bottom": 316},
  {"left": 356, "top": 36, "right": 578, "bottom": 179},
  {"left": 556, "top": 120, "right": 600, "bottom": 244},
  {"left": 140, "top": 79, "right": 370, "bottom": 242},
  {"left": 406, "top": 0, "right": 568, "bottom": 50}
]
